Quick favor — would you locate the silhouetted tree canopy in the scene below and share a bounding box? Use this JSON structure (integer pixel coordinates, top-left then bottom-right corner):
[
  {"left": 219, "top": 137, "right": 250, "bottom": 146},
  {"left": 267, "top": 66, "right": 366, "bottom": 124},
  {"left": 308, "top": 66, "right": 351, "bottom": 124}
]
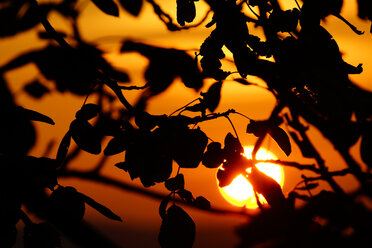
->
[{"left": 1, "top": 0, "right": 372, "bottom": 247}]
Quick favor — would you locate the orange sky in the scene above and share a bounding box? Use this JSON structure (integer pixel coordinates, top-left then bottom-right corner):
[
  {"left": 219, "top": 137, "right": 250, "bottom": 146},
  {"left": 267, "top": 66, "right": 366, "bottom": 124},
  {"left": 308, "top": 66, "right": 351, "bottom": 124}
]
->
[{"left": 2, "top": 0, "right": 372, "bottom": 247}]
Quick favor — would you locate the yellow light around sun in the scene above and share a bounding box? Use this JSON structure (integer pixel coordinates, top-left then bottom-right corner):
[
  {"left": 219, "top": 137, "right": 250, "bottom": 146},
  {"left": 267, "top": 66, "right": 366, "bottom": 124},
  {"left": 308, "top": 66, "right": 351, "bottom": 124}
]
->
[{"left": 218, "top": 147, "right": 284, "bottom": 209}]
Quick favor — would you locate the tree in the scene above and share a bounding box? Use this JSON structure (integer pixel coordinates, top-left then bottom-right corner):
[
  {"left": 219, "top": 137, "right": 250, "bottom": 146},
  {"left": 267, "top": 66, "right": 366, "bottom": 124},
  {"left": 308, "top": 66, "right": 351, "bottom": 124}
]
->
[{"left": 1, "top": 0, "right": 372, "bottom": 247}]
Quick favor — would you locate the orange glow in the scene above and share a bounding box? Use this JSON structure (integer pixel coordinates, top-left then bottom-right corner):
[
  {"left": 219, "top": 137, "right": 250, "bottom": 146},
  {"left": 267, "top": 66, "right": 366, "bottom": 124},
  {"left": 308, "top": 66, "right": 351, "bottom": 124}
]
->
[{"left": 218, "top": 147, "right": 284, "bottom": 209}]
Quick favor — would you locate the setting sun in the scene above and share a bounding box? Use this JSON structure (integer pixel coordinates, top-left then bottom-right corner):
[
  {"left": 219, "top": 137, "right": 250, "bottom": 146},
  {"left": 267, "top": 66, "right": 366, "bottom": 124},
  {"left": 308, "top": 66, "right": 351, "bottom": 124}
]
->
[{"left": 218, "top": 147, "right": 284, "bottom": 209}]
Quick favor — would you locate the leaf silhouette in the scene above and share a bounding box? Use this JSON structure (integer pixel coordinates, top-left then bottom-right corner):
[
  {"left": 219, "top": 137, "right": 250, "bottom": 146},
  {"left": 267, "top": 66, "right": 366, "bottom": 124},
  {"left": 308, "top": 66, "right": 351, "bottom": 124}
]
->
[
  {"left": 177, "top": 0, "right": 196, "bottom": 26},
  {"left": 23, "top": 80, "right": 50, "bottom": 99},
  {"left": 79, "top": 192, "right": 122, "bottom": 221},
  {"left": 217, "top": 168, "right": 236, "bottom": 187},
  {"left": 56, "top": 130, "right": 72, "bottom": 165},
  {"left": 248, "top": 167, "right": 286, "bottom": 209},
  {"left": 357, "top": 0, "right": 372, "bottom": 32},
  {"left": 192, "top": 196, "right": 211, "bottom": 210},
  {"left": 176, "top": 189, "right": 194, "bottom": 204},
  {"left": 50, "top": 186, "right": 85, "bottom": 224},
  {"left": 202, "top": 81, "right": 222, "bottom": 112},
  {"left": 246, "top": 120, "right": 269, "bottom": 137},
  {"left": 268, "top": 126, "right": 292, "bottom": 156},
  {"left": 165, "top": 174, "right": 185, "bottom": 191},
  {"left": 75, "top": 103, "right": 100, "bottom": 120},
  {"left": 104, "top": 133, "right": 131, "bottom": 156},
  {"left": 159, "top": 194, "right": 172, "bottom": 219},
  {"left": 91, "top": 0, "right": 119, "bottom": 17},
  {"left": 16, "top": 107, "right": 55, "bottom": 125},
  {"left": 171, "top": 128, "right": 208, "bottom": 168},
  {"left": 124, "top": 130, "right": 173, "bottom": 187},
  {"left": 158, "top": 205, "right": 195, "bottom": 248},
  {"left": 202, "top": 142, "right": 224, "bottom": 168},
  {"left": 69, "top": 119, "right": 102, "bottom": 154},
  {"left": 119, "top": 0, "right": 143, "bottom": 16}
]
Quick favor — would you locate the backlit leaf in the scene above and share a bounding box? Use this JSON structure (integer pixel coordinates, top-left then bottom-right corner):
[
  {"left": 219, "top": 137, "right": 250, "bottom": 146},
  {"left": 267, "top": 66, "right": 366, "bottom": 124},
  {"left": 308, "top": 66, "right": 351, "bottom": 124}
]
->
[
  {"left": 172, "top": 128, "right": 208, "bottom": 168},
  {"left": 159, "top": 194, "right": 172, "bottom": 219},
  {"left": 69, "top": 119, "right": 102, "bottom": 154},
  {"left": 50, "top": 186, "right": 85, "bottom": 224},
  {"left": 75, "top": 103, "right": 100, "bottom": 120},
  {"left": 268, "top": 126, "right": 292, "bottom": 156},
  {"left": 119, "top": 0, "right": 143, "bottom": 16},
  {"left": 176, "top": 189, "right": 194, "bottom": 204},
  {"left": 91, "top": 0, "right": 119, "bottom": 17},
  {"left": 248, "top": 167, "right": 286, "bottom": 209},
  {"left": 158, "top": 205, "right": 195, "bottom": 248},
  {"left": 202, "top": 142, "right": 224, "bottom": 168},
  {"left": 165, "top": 174, "right": 185, "bottom": 191},
  {"left": 79, "top": 192, "right": 122, "bottom": 221},
  {"left": 16, "top": 107, "right": 54, "bottom": 125},
  {"left": 56, "top": 131, "right": 72, "bottom": 165},
  {"left": 202, "top": 81, "right": 222, "bottom": 112},
  {"left": 176, "top": 0, "right": 196, "bottom": 26},
  {"left": 104, "top": 133, "right": 130, "bottom": 156},
  {"left": 192, "top": 196, "right": 211, "bottom": 210}
]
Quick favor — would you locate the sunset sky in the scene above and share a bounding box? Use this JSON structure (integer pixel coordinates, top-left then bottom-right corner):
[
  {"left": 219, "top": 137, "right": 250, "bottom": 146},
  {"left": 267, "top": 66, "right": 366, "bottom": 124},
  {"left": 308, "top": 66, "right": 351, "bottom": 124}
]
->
[{"left": 2, "top": 0, "right": 372, "bottom": 247}]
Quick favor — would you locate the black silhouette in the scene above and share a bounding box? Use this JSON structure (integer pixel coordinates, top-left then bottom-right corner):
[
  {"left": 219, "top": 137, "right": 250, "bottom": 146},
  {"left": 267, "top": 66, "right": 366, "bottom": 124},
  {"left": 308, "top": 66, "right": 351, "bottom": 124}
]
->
[{"left": 1, "top": 0, "right": 372, "bottom": 247}]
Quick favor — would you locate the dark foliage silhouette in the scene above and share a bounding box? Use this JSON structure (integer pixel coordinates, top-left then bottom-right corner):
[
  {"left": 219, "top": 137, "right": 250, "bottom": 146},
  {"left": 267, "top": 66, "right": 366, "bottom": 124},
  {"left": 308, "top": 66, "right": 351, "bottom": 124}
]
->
[{"left": 1, "top": 0, "right": 372, "bottom": 247}]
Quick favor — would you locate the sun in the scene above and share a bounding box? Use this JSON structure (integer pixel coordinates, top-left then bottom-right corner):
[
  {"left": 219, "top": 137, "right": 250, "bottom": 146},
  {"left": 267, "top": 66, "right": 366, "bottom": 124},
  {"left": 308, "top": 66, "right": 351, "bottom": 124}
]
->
[{"left": 218, "top": 147, "right": 284, "bottom": 209}]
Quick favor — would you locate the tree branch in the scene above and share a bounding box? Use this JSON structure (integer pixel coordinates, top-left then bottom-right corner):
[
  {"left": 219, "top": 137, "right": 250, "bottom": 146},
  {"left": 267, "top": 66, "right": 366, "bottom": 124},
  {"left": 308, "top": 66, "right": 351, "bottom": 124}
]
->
[{"left": 58, "top": 170, "right": 253, "bottom": 218}]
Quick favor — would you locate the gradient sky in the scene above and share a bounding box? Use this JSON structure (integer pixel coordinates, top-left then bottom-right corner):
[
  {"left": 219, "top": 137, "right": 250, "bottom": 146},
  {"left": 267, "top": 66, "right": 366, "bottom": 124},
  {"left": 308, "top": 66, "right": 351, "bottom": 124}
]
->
[{"left": 2, "top": 0, "right": 372, "bottom": 247}]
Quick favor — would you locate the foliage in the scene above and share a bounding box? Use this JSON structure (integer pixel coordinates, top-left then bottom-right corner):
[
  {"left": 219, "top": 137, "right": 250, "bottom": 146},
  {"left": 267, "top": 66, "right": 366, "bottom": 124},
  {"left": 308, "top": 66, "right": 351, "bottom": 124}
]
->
[{"left": 1, "top": 0, "right": 372, "bottom": 247}]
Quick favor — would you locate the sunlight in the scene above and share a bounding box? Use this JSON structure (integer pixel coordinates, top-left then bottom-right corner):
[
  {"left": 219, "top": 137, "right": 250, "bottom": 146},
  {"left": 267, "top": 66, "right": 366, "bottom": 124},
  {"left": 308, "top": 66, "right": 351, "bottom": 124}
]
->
[{"left": 218, "top": 147, "right": 284, "bottom": 209}]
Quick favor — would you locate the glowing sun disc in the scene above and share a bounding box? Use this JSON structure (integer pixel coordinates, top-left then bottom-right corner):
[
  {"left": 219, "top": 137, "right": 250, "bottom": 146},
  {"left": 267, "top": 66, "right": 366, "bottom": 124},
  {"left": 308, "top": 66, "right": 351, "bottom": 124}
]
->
[{"left": 218, "top": 147, "right": 284, "bottom": 209}]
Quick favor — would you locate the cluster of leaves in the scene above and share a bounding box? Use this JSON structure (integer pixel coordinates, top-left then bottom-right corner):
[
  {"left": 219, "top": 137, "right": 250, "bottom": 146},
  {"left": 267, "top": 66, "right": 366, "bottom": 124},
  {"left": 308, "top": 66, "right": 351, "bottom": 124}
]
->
[
  {"left": 2, "top": 0, "right": 372, "bottom": 247},
  {"left": 0, "top": 154, "right": 121, "bottom": 247}
]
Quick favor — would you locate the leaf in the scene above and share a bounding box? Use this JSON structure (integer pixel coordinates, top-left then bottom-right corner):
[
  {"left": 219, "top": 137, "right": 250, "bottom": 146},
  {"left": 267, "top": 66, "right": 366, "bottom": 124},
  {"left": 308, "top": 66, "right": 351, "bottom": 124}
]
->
[
  {"left": 192, "top": 196, "right": 211, "bottom": 210},
  {"left": 50, "top": 186, "right": 85, "bottom": 224},
  {"left": 248, "top": 167, "right": 286, "bottom": 209},
  {"left": 268, "top": 126, "right": 292, "bottom": 156},
  {"left": 165, "top": 174, "right": 185, "bottom": 191},
  {"left": 172, "top": 128, "right": 208, "bottom": 168},
  {"left": 69, "top": 119, "right": 102, "bottom": 154},
  {"left": 246, "top": 120, "right": 269, "bottom": 137},
  {"left": 91, "top": 0, "right": 119, "bottom": 17},
  {"left": 16, "top": 106, "right": 54, "bottom": 125},
  {"left": 104, "top": 133, "right": 130, "bottom": 156},
  {"left": 217, "top": 169, "right": 235, "bottom": 187},
  {"left": 135, "top": 112, "right": 165, "bottom": 130},
  {"left": 158, "top": 205, "right": 195, "bottom": 248},
  {"left": 56, "top": 131, "right": 72, "bottom": 165},
  {"left": 176, "top": 0, "right": 196, "bottom": 26},
  {"left": 119, "top": 0, "right": 143, "bottom": 16},
  {"left": 176, "top": 189, "right": 194, "bottom": 204},
  {"left": 159, "top": 194, "right": 172, "bottom": 219},
  {"left": 124, "top": 131, "right": 173, "bottom": 187},
  {"left": 23, "top": 80, "right": 50, "bottom": 99},
  {"left": 75, "top": 103, "right": 100, "bottom": 120},
  {"left": 202, "top": 142, "right": 224, "bottom": 168},
  {"left": 202, "top": 81, "right": 222, "bottom": 112},
  {"left": 79, "top": 192, "right": 122, "bottom": 221},
  {"left": 223, "top": 133, "right": 243, "bottom": 158}
]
